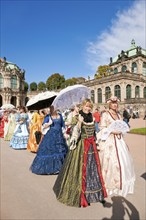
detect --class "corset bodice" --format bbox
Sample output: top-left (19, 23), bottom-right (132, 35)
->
top-left (81, 122), bottom-right (95, 139)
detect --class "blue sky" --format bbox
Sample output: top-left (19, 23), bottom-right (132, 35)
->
top-left (1, 0), bottom-right (145, 84)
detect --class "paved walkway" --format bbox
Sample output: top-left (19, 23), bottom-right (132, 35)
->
top-left (0, 118), bottom-right (146, 220)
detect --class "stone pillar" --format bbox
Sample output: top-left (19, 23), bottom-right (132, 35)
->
top-left (3, 73), bottom-right (11, 88)
top-left (120, 82), bottom-right (126, 101)
top-left (94, 87), bottom-right (97, 104)
top-left (137, 59), bottom-right (143, 75)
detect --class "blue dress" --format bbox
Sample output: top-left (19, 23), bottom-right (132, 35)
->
top-left (30, 113), bottom-right (68, 175)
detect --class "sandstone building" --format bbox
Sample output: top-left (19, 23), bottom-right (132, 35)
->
top-left (83, 40), bottom-right (146, 115)
top-left (0, 57), bottom-right (26, 107)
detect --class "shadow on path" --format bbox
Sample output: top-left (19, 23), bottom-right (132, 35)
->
top-left (102, 197), bottom-right (140, 220)
top-left (141, 172), bottom-right (146, 180)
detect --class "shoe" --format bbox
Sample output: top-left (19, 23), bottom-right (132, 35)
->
top-left (100, 200), bottom-right (106, 207)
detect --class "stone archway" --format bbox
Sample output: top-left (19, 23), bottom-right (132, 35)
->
top-left (11, 96), bottom-right (17, 107)
top-left (25, 97), bottom-right (29, 106)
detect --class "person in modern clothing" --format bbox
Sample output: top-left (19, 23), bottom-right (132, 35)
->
top-left (93, 107), bottom-right (100, 132)
top-left (53, 98), bottom-right (107, 208)
top-left (123, 107), bottom-right (131, 127)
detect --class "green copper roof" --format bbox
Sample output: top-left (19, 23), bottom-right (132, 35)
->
top-left (6, 62), bottom-right (19, 71)
top-left (112, 39), bottom-right (146, 63)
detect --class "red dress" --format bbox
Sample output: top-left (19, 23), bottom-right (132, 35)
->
top-left (0, 115), bottom-right (8, 138)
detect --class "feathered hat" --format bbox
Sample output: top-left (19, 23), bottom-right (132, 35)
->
top-left (106, 96), bottom-right (120, 104)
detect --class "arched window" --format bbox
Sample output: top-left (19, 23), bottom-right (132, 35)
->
top-left (126, 85), bottom-right (131, 99)
top-left (122, 65), bottom-right (127, 72)
top-left (105, 87), bottom-right (111, 101)
top-left (135, 86), bottom-right (140, 98)
top-left (25, 97), bottom-right (29, 105)
top-left (114, 85), bottom-right (121, 99)
top-left (97, 88), bottom-right (102, 103)
top-left (143, 62), bottom-right (146, 76)
top-left (11, 75), bottom-right (17, 89)
top-left (0, 95), bottom-right (2, 106)
top-left (132, 62), bottom-right (137, 74)
top-left (0, 73), bottom-right (3, 89)
top-left (91, 90), bottom-right (95, 103)
top-left (143, 87), bottom-right (146, 98)
top-left (11, 96), bottom-right (16, 106)
top-left (114, 68), bottom-right (118, 74)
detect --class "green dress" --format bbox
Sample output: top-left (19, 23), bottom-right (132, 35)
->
top-left (53, 116), bottom-right (107, 207)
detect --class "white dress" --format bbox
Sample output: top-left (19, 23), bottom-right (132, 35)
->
top-left (97, 111), bottom-right (135, 197)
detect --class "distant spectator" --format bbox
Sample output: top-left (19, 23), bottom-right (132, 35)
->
top-left (143, 110), bottom-right (146, 120)
top-left (93, 108), bottom-right (100, 132)
top-left (123, 108), bottom-right (131, 127)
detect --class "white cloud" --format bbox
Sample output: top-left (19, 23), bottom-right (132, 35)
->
top-left (86, 0), bottom-right (145, 77)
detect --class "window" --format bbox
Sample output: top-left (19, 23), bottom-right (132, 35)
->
top-left (122, 65), bottom-right (127, 72)
top-left (114, 68), bottom-right (118, 74)
top-left (135, 86), bottom-right (140, 98)
top-left (132, 62), bottom-right (137, 74)
top-left (97, 88), bottom-right (102, 103)
top-left (0, 73), bottom-right (3, 89)
top-left (143, 62), bottom-right (146, 76)
top-left (105, 87), bottom-right (111, 101)
top-left (126, 85), bottom-right (131, 99)
top-left (11, 75), bottom-right (17, 89)
top-left (114, 85), bottom-right (121, 99)
top-left (91, 90), bottom-right (95, 103)
top-left (144, 87), bottom-right (146, 98)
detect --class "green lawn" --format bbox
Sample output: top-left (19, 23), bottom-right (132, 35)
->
top-left (129, 127), bottom-right (146, 135)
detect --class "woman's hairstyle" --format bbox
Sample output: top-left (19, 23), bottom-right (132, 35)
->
top-left (81, 98), bottom-right (93, 109)
top-left (19, 106), bottom-right (26, 113)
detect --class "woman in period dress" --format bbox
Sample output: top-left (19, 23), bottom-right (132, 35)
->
top-left (53, 99), bottom-right (107, 208)
top-left (4, 109), bottom-right (17, 141)
top-left (97, 96), bottom-right (135, 197)
top-left (27, 109), bottom-right (45, 153)
top-left (30, 105), bottom-right (68, 175)
top-left (0, 110), bottom-right (9, 138)
top-left (10, 106), bottom-right (29, 149)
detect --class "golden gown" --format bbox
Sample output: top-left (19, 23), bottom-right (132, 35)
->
top-left (27, 112), bottom-right (44, 153)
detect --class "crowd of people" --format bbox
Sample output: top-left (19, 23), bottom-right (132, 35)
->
top-left (0, 96), bottom-right (136, 208)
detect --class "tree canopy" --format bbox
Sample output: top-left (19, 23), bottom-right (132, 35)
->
top-left (46, 73), bottom-right (65, 90)
top-left (38, 81), bottom-right (46, 91)
top-left (30, 82), bottom-right (37, 91)
top-left (94, 65), bottom-right (112, 78)
top-left (24, 82), bottom-right (29, 92)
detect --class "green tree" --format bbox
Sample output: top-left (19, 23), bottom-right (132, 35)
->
top-left (46, 73), bottom-right (65, 90)
top-left (24, 82), bottom-right (29, 92)
top-left (95, 65), bottom-right (112, 78)
top-left (30, 82), bottom-right (37, 91)
top-left (63, 78), bottom-right (77, 88)
top-left (38, 81), bottom-right (46, 91)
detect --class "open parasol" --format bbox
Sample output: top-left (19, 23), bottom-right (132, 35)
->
top-left (1, 103), bottom-right (15, 110)
top-left (26, 91), bottom-right (57, 110)
top-left (52, 84), bottom-right (91, 112)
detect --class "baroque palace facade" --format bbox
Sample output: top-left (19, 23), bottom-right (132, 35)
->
top-left (0, 40), bottom-right (146, 115)
top-left (0, 57), bottom-right (26, 107)
top-left (83, 40), bottom-right (146, 115)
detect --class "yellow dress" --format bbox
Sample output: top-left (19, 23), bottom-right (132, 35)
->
top-left (27, 112), bottom-right (44, 153)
